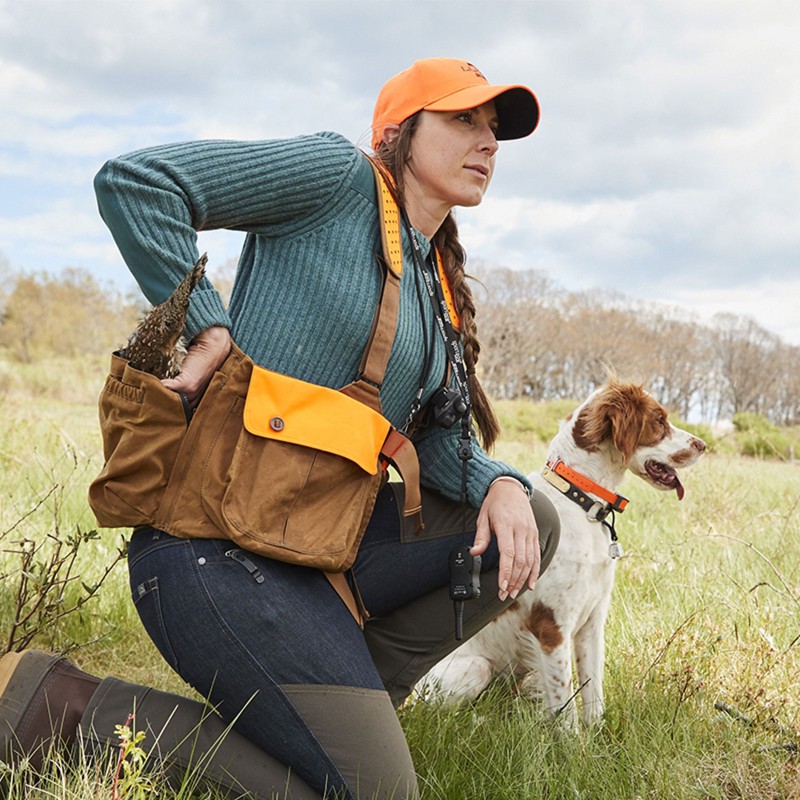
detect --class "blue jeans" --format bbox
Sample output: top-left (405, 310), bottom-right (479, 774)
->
top-left (127, 483), bottom-right (556, 798)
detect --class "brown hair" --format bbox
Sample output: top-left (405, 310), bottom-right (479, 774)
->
top-left (373, 113), bottom-right (500, 451)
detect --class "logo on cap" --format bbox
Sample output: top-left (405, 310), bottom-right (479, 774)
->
top-left (461, 63), bottom-right (486, 80)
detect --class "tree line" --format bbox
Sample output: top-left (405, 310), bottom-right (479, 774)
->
top-left (471, 266), bottom-right (799, 426)
top-left (0, 263), bottom-right (796, 426)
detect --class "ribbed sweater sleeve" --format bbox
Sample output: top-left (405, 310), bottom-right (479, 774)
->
top-left (94, 132), bottom-right (359, 340)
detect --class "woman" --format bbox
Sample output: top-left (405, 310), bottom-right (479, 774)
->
top-left (0, 58), bottom-right (559, 799)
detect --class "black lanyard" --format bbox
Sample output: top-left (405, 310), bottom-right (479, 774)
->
top-left (403, 215), bottom-right (474, 476)
top-left (403, 216), bottom-right (470, 402)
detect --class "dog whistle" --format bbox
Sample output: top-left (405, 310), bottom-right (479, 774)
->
top-left (609, 541), bottom-right (623, 559)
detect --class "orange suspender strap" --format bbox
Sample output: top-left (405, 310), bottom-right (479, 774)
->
top-left (434, 248), bottom-right (460, 331)
top-left (372, 160), bottom-right (403, 279)
top-left (369, 155), bottom-right (460, 330)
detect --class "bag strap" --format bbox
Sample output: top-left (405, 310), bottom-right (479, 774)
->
top-left (324, 571), bottom-right (369, 629)
top-left (330, 160), bottom-right (423, 627)
top-left (339, 159), bottom-right (421, 523)
top-left (340, 159), bottom-right (402, 411)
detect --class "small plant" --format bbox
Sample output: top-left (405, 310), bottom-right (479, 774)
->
top-left (0, 456), bottom-right (126, 655)
top-left (112, 713), bottom-right (155, 800)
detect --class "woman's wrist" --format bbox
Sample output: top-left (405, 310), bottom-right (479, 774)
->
top-left (489, 475), bottom-right (531, 497)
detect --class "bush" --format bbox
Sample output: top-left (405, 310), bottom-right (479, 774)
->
top-left (494, 398), bottom-right (576, 444)
top-left (732, 412), bottom-right (792, 459)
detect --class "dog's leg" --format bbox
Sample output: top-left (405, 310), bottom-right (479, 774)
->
top-left (573, 610), bottom-right (608, 726)
top-left (531, 639), bottom-right (579, 730)
top-left (417, 650), bottom-right (494, 704)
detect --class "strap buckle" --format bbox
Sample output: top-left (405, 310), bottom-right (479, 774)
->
top-left (611, 494), bottom-right (629, 513)
top-left (587, 501), bottom-right (610, 522)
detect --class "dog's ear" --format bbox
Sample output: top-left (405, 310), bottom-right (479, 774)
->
top-left (608, 405), bottom-right (643, 464)
top-left (572, 401), bottom-right (607, 453)
top-left (598, 381), bottom-right (651, 463)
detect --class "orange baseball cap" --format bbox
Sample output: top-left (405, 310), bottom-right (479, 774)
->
top-left (371, 58), bottom-right (540, 150)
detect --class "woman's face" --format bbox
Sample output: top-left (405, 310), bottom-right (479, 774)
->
top-left (404, 100), bottom-right (499, 215)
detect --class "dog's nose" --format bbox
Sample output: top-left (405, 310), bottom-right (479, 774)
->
top-left (692, 438), bottom-right (706, 453)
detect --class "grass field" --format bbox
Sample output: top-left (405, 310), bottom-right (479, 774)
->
top-left (1, 356), bottom-right (799, 799)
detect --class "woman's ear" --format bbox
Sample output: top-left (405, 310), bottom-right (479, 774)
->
top-left (381, 124), bottom-right (400, 147)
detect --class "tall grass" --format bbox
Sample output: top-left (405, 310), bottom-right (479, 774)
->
top-left (1, 362), bottom-right (798, 798)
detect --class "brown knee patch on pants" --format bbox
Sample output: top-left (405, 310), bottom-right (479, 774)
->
top-left (281, 684), bottom-right (419, 800)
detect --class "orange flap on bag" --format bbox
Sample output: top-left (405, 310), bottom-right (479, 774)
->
top-left (243, 365), bottom-right (392, 475)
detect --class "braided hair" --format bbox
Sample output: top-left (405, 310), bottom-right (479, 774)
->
top-left (373, 112), bottom-right (500, 451)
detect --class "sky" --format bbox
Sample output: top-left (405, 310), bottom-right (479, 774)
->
top-left (1, 0), bottom-right (798, 345)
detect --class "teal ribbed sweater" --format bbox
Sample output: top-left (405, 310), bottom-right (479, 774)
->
top-left (94, 131), bottom-right (531, 506)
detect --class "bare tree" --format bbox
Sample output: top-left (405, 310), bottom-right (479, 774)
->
top-left (633, 308), bottom-right (710, 419)
top-left (207, 256), bottom-right (238, 308)
top-left (473, 266), bottom-right (795, 427)
top-left (769, 342), bottom-right (800, 426)
top-left (0, 275), bottom-right (46, 362)
top-left (473, 267), bottom-right (566, 400)
top-left (0, 249), bottom-right (12, 317)
top-left (711, 313), bottom-right (784, 417)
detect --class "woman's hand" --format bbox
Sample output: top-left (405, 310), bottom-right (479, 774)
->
top-left (471, 479), bottom-right (540, 601)
top-left (162, 326), bottom-right (232, 406)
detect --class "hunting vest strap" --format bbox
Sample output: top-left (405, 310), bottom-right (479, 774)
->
top-left (372, 160), bottom-right (403, 280)
top-left (327, 159), bottom-right (421, 628)
top-left (343, 159), bottom-right (402, 401)
top-left (340, 159), bottom-right (419, 520)
top-left (324, 571), bottom-right (368, 629)
top-left (381, 429), bottom-right (421, 518)
top-left (350, 266), bottom-right (402, 399)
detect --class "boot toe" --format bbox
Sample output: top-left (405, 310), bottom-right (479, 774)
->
top-left (0, 650), bottom-right (100, 769)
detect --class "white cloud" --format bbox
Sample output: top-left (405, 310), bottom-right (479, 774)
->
top-left (670, 281), bottom-right (800, 347)
top-left (0, 0), bottom-right (798, 347)
top-left (0, 204), bottom-right (108, 268)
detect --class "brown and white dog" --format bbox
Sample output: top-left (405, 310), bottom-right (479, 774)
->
top-left (420, 380), bottom-right (706, 728)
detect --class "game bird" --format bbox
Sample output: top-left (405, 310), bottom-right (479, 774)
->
top-left (118, 253), bottom-right (207, 379)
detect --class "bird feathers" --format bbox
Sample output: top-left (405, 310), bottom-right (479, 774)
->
top-left (119, 253), bottom-right (208, 379)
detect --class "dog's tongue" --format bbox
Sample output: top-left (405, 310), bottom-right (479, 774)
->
top-left (648, 461), bottom-right (686, 500)
top-left (664, 469), bottom-right (685, 500)
top-left (663, 468), bottom-right (685, 500)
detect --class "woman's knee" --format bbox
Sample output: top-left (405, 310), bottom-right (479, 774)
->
top-left (531, 490), bottom-right (560, 577)
top-left (282, 685), bottom-right (419, 799)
